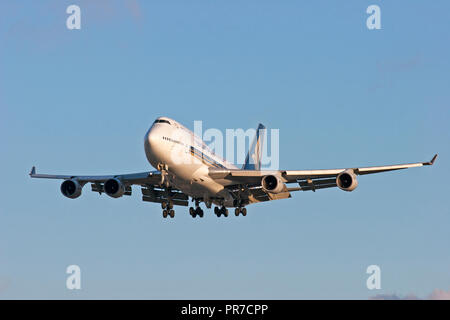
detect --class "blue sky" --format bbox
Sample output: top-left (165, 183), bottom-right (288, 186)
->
top-left (0, 0), bottom-right (449, 299)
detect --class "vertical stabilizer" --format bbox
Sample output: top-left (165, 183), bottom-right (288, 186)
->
top-left (242, 123), bottom-right (266, 170)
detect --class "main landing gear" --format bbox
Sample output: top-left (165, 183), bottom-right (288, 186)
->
top-left (234, 207), bottom-right (247, 216)
top-left (161, 200), bottom-right (175, 218)
top-left (189, 199), bottom-right (204, 218)
top-left (159, 199), bottom-right (248, 219)
top-left (214, 206), bottom-right (229, 217)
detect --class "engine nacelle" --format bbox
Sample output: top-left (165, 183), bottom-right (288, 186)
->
top-left (261, 175), bottom-right (285, 194)
top-left (60, 179), bottom-right (82, 199)
top-left (104, 178), bottom-right (125, 198)
top-left (336, 169), bottom-right (358, 192)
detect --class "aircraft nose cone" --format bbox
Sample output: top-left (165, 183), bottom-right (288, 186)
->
top-left (144, 128), bottom-right (159, 166)
top-left (147, 130), bottom-right (156, 149)
top-left (145, 128), bottom-right (159, 151)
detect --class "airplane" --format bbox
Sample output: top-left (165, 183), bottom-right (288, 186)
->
top-left (29, 116), bottom-right (437, 219)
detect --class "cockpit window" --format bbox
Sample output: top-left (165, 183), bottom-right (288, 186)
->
top-left (154, 119), bottom-right (171, 125)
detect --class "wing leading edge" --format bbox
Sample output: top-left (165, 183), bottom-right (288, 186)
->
top-left (282, 153), bottom-right (437, 181)
top-left (29, 166), bottom-right (162, 184)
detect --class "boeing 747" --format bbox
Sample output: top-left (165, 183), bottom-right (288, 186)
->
top-left (30, 117), bottom-right (437, 218)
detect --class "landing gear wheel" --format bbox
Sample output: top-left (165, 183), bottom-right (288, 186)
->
top-left (162, 209), bottom-right (168, 218)
top-left (241, 207), bottom-right (247, 216)
top-left (169, 209), bottom-right (175, 218)
top-left (161, 201), bottom-right (167, 209)
top-left (216, 206), bottom-right (227, 217)
top-left (168, 201), bottom-right (174, 209)
top-left (235, 208), bottom-right (240, 216)
top-left (195, 207), bottom-right (203, 218)
top-left (189, 207), bottom-right (195, 217)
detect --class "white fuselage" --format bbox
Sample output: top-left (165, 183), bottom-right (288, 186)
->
top-left (144, 117), bottom-right (238, 206)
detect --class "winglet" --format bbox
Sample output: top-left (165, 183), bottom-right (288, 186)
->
top-left (29, 166), bottom-right (36, 176)
top-left (424, 154), bottom-right (438, 166)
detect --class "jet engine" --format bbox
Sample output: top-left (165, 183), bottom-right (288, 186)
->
top-left (261, 175), bottom-right (285, 194)
top-left (104, 178), bottom-right (125, 198)
top-left (336, 169), bottom-right (358, 192)
top-left (60, 179), bottom-right (82, 199)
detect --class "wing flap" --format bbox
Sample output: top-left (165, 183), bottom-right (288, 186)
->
top-left (141, 186), bottom-right (189, 206)
top-left (297, 177), bottom-right (337, 192)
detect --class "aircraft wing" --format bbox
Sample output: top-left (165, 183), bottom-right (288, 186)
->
top-left (282, 153), bottom-right (437, 181)
top-left (210, 154), bottom-right (437, 195)
top-left (29, 167), bottom-right (190, 206)
top-left (29, 166), bottom-right (162, 185)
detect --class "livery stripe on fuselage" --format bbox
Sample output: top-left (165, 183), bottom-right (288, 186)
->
top-left (189, 146), bottom-right (225, 169)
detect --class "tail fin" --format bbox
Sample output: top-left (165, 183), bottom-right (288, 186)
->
top-left (242, 123), bottom-right (266, 170)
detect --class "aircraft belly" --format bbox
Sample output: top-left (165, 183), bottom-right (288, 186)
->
top-left (170, 165), bottom-right (227, 199)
